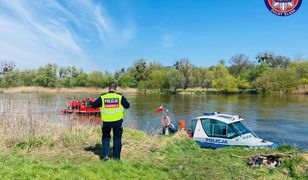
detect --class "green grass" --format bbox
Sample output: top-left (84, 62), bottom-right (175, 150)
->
top-left (0, 128), bottom-right (307, 180)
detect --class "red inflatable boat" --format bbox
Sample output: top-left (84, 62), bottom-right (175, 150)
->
top-left (61, 98), bottom-right (100, 116)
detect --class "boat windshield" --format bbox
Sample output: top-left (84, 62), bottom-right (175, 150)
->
top-left (230, 121), bottom-right (252, 136)
top-left (199, 118), bottom-right (255, 139)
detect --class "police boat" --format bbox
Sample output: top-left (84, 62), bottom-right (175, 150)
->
top-left (190, 112), bottom-right (277, 148)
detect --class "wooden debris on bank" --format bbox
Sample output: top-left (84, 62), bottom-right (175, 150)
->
top-left (247, 153), bottom-right (293, 169)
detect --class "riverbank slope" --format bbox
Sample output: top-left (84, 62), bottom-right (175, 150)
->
top-left (0, 128), bottom-right (307, 179)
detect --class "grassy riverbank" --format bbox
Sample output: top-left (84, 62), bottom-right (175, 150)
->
top-left (0, 127), bottom-right (307, 179)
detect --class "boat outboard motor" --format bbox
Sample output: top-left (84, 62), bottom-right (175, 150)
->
top-left (168, 123), bottom-right (178, 133)
top-left (163, 123), bottom-right (178, 135)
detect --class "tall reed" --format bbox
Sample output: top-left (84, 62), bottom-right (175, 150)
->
top-left (0, 98), bottom-right (97, 146)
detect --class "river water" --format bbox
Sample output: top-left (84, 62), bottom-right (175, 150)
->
top-left (1, 93), bottom-right (307, 150)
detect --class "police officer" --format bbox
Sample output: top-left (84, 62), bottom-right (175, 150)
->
top-left (91, 82), bottom-right (130, 160)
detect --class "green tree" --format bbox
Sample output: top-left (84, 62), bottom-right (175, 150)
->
top-left (57, 66), bottom-right (85, 87)
top-left (0, 70), bottom-right (20, 87)
top-left (19, 70), bottom-right (36, 86)
top-left (104, 71), bottom-right (115, 86)
top-left (148, 69), bottom-right (169, 91)
top-left (174, 58), bottom-right (192, 89)
top-left (129, 59), bottom-right (148, 82)
top-left (70, 71), bottom-right (88, 87)
top-left (253, 68), bottom-right (297, 93)
top-left (147, 62), bottom-right (163, 72)
top-left (210, 64), bottom-right (238, 93)
top-left (189, 67), bottom-right (202, 87)
top-left (247, 62), bottom-right (270, 82)
top-left (188, 67), bottom-right (211, 88)
top-left (87, 71), bottom-right (106, 88)
top-left (167, 68), bottom-right (183, 92)
top-left (137, 80), bottom-right (149, 91)
top-left (114, 68), bottom-right (125, 82)
top-left (34, 64), bottom-right (57, 87)
top-left (57, 66), bottom-right (71, 87)
top-left (235, 77), bottom-right (250, 91)
top-left (0, 61), bottom-right (16, 87)
top-left (256, 52), bottom-right (290, 68)
top-left (289, 61), bottom-right (308, 84)
top-left (118, 75), bottom-right (137, 88)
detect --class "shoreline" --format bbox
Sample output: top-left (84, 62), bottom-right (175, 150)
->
top-left (0, 85), bottom-right (307, 94)
top-left (0, 86), bottom-right (143, 94)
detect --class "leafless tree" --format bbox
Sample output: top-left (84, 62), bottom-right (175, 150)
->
top-left (229, 54), bottom-right (251, 75)
top-left (0, 61), bottom-right (15, 78)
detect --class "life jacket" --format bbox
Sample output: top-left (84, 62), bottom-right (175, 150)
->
top-left (100, 93), bottom-right (124, 122)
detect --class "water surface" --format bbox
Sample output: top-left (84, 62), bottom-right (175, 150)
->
top-left (1, 93), bottom-right (307, 150)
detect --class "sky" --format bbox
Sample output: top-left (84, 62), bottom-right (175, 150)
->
top-left (0, 0), bottom-right (307, 72)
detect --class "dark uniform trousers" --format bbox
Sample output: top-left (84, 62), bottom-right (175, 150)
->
top-left (102, 119), bottom-right (123, 160)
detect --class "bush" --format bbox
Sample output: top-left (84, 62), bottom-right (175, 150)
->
top-left (253, 68), bottom-right (297, 93)
top-left (118, 75), bottom-right (137, 88)
top-left (34, 64), bottom-right (57, 87)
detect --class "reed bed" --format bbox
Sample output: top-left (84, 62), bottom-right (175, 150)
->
top-left (0, 98), bottom-right (99, 147)
top-left (0, 96), bottom-right (147, 149)
top-left (0, 86), bottom-right (142, 94)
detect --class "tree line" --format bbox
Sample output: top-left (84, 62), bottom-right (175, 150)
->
top-left (1, 52), bottom-right (307, 93)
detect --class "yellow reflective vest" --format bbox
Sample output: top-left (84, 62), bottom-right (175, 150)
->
top-left (100, 93), bottom-right (124, 122)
